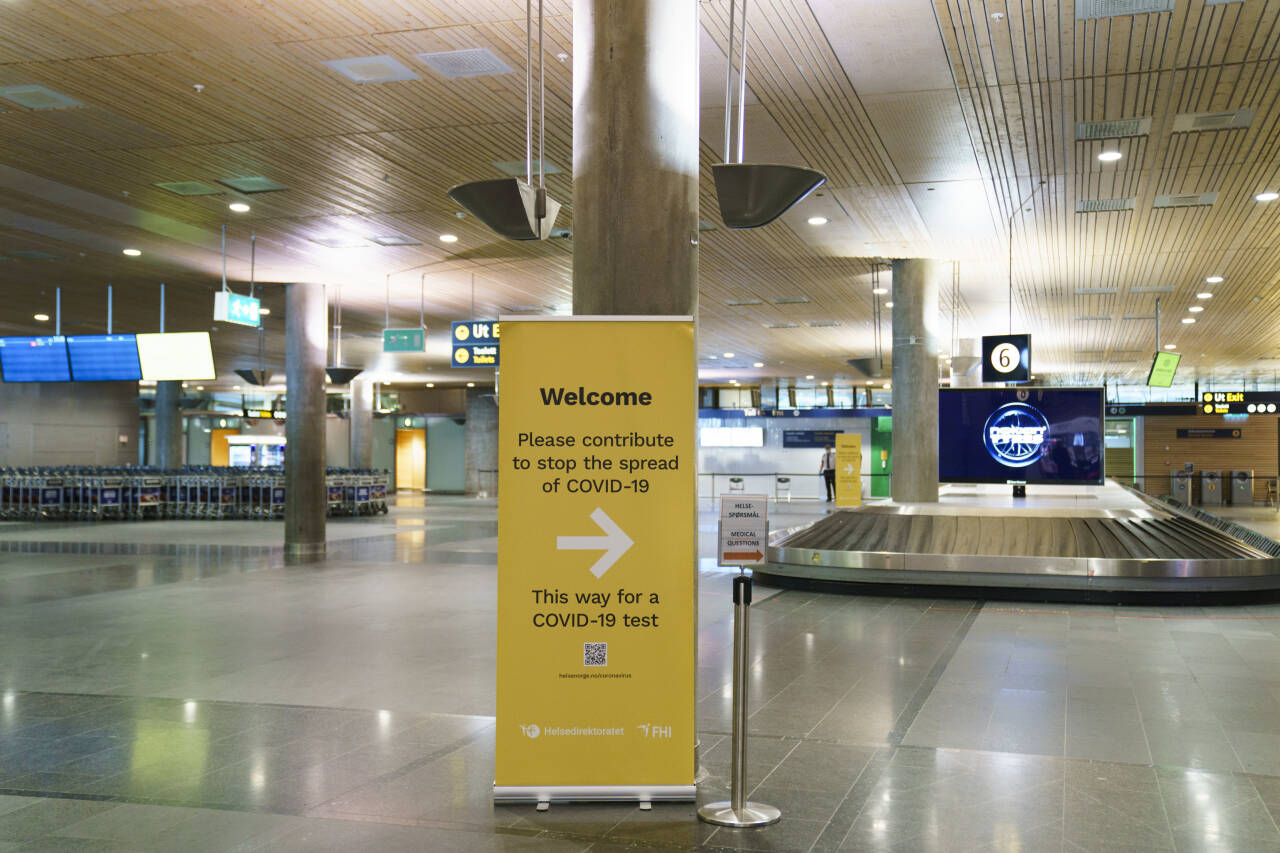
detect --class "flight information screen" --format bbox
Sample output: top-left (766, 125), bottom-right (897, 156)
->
top-left (66, 334), bottom-right (142, 381)
top-left (0, 336), bottom-right (71, 382)
top-left (136, 332), bottom-right (216, 381)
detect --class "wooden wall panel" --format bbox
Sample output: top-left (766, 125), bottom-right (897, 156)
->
top-left (1142, 415), bottom-right (1277, 502)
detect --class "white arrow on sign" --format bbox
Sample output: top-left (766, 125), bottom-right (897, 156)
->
top-left (844, 463), bottom-right (855, 475)
top-left (556, 507), bottom-right (634, 578)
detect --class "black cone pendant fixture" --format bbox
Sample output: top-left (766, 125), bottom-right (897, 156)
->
top-left (714, 0), bottom-right (825, 228)
top-left (447, 0), bottom-right (561, 241)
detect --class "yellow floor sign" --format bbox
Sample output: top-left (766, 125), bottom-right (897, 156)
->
top-left (495, 317), bottom-right (696, 803)
top-left (835, 433), bottom-right (862, 508)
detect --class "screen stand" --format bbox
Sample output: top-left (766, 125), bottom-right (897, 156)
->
top-left (1011, 484), bottom-right (1026, 499)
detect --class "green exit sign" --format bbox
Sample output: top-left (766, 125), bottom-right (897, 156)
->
top-left (383, 328), bottom-right (425, 352)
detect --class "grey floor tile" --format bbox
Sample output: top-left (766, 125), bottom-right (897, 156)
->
top-left (0, 798), bottom-right (115, 842)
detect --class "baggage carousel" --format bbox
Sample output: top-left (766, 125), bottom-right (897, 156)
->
top-left (760, 481), bottom-right (1280, 599)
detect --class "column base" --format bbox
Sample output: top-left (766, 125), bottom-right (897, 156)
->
top-left (284, 541), bottom-right (326, 563)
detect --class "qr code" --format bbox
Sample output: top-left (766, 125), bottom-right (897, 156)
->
top-left (584, 642), bottom-right (607, 667)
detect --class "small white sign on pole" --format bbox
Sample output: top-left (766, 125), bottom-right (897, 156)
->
top-left (718, 494), bottom-right (768, 566)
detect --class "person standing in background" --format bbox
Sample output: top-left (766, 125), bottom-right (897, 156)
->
top-left (819, 444), bottom-right (835, 501)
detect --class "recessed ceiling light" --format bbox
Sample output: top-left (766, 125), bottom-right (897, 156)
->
top-left (885, 301), bottom-right (894, 307)
top-left (1181, 317), bottom-right (1196, 324)
top-left (228, 202), bottom-right (251, 213)
top-left (1196, 292), bottom-right (1212, 299)
top-left (883, 383), bottom-right (892, 389)
top-left (33, 313), bottom-right (48, 322)
top-left (807, 216), bottom-right (828, 226)
top-left (707, 355), bottom-right (717, 359)
top-left (258, 308), bottom-right (270, 315)
top-left (872, 288), bottom-right (888, 295)
top-left (466, 382), bottom-right (476, 388)
top-left (723, 352), bottom-right (735, 358)
top-left (439, 234), bottom-right (459, 243)
top-left (820, 381), bottom-right (829, 386)
top-left (753, 362), bottom-right (764, 368)
top-left (1255, 192), bottom-right (1278, 202)
top-left (1189, 305), bottom-right (1204, 312)
top-left (122, 248), bottom-right (141, 256)
top-left (805, 374), bottom-right (815, 380)
top-left (1097, 151), bottom-right (1123, 162)
top-left (233, 384), bottom-right (242, 390)
top-left (1205, 275), bottom-right (1224, 283)
top-left (866, 380), bottom-right (874, 385)
top-left (426, 382), bottom-right (435, 388)
top-left (1164, 344), bottom-right (1177, 350)
top-left (196, 385), bottom-right (204, 390)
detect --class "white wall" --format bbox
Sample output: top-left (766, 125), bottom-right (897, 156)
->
top-left (697, 416), bottom-right (874, 501)
top-left (0, 383), bottom-right (139, 467)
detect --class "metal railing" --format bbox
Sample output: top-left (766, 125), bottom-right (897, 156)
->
top-left (698, 471), bottom-right (891, 503)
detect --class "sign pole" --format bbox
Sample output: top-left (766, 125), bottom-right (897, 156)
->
top-left (698, 574), bottom-right (780, 828)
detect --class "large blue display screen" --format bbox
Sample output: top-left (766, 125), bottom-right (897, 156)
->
top-left (66, 334), bottom-right (142, 381)
top-left (938, 388), bottom-right (1104, 485)
top-left (0, 336), bottom-right (71, 382)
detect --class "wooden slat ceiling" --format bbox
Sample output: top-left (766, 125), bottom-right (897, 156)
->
top-left (0, 0), bottom-right (1277, 390)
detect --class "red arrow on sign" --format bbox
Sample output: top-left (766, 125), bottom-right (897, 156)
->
top-left (723, 551), bottom-right (764, 561)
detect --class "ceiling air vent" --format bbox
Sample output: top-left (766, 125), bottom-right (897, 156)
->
top-left (371, 234), bottom-right (421, 246)
top-left (156, 181), bottom-right (222, 196)
top-left (1075, 198), bottom-right (1135, 212)
top-left (11, 250), bottom-right (56, 260)
top-left (1130, 286), bottom-right (1173, 293)
top-left (1076, 0), bottom-right (1175, 19)
top-left (763, 322), bottom-right (799, 329)
top-left (500, 305), bottom-right (548, 313)
top-left (309, 236), bottom-right (368, 249)
top-left (1076, 118), bottom-right (1151, 139)
top-left (418, 48), bottom-right (514, 79)
top-left (772, 296), bottom-right (810, 305)
top-left (218, 176), bottom-right (287, 194)
top-left (1171, 109), bottom-right (1255, 132)
top-left (0, 85), bottom-right (83, 110)
top-left (808, 321), bottom-right (841, 327)
top-left (726, 298), bottom-right (763, 306)
top-left (1122, 313), bottom-right (1157, 320)
top-left (323, 55), bottom-right (418, 84)
top-left (1153, 192), bottom-right (1217, 208)
top-left (1074, 287), bottom-right (1117, 295)
top-left (1074, 315), bottom-right (1111, 321)
top-left (1205, 0), bottom-right (1244, 6)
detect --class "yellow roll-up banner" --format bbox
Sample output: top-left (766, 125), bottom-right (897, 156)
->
top-left (495, 317), bottom-right (696, 802)
top-left (835, 433), bottom-right (862, 508)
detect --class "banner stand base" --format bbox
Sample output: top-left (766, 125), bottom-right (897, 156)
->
top-left (494, 785), bottom-right (695, 806)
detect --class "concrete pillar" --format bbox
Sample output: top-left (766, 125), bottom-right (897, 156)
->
top-left (349, 378), bottom-right (374, 469)
top-left (891, 259), bottom-right (943, 503)
top-left (465, 389), bottom-right (498, 497)
top-left (950, 337), bottom-right (982, 388)
top-left (571, 0), bottom-right (699, 316)
top-left (285, 282), bottom-right (327, 559)
top-left (154, 380), bottom-right (183, 469)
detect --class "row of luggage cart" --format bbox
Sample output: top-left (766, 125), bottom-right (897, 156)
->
top-left (0, 467), bottom-right (390, 522)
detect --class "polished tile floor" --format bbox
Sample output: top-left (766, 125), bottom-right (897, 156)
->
top-left (1, 496), bottom-right (1280, 851)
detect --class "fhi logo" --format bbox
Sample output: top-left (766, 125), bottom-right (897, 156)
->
top-left (519, 723), bottom-right (541, 739)
top-left (983, 402), bottom-right (1050, 467)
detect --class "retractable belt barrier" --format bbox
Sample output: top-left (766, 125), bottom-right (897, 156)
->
top-left (0, 467), bottom-right (390, 521)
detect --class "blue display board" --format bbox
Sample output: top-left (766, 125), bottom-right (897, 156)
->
top-left (0, 336), bottom-right (71, 382)
top-left (782, 429), bottom-right (843, 448)
top-left (66, 334), bottom-right (142, 381)
top-left (938, 388), bottom-right (1104, 485)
